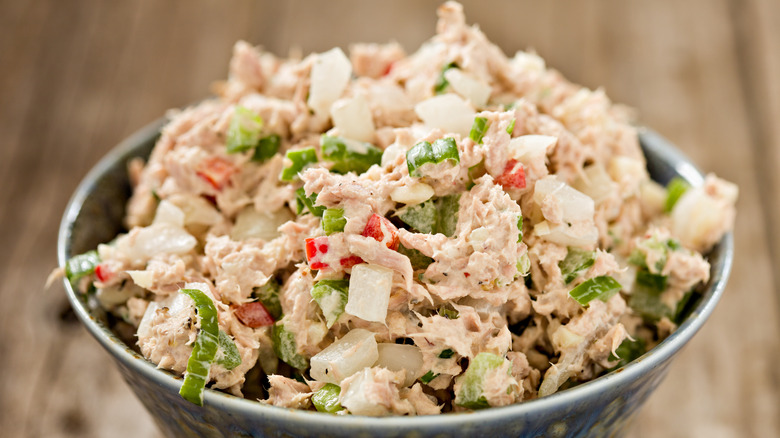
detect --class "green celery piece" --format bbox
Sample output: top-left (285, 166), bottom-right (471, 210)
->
top-left (312, 383), bottom-right (342, 413)
top-left (226, 106), bottom-right (263, 154)
top-left (280, 147), bottom-right (318, 182)
top-left (253, 279), bottom-right (282, 320)
top-left (664, 177), bottom-right (691, 213)
top-left (469, 117), bottom-right (489, 144)
top-left (558, 248), bottom-right (596, 284)
top-left (568, 276), bottom-right (622, 306)
top-left (435, 194), bottom-right (461, 237)
top-left (295, 187), bottom-right (326, 217)
top-left (216, 330), bottom-right (242, 370)
top-left (398, 200), bottom-right (438, 234)
top-left (516, 253), bottom-right (531, 277)
top-left (321, 208), bottom-right (346, 235)
top-left (437, 307), bottom-right (459, 319)
top-left (454, 352), bottom-right (506, 409)
top-left (673, 291), bottom-right (696, 324)
top-left (467, 160), bottom-right (486, 189)
top-left (635, 269), bottom-right (667, 293)
top-left (272, 323), bottom-right (309, 369)
top-left (310, 279), bottom-right (349, 328)
top-left (438, 349), bottom-right (455, 359)
top-left (431, 137), bottom-right (460, 166)
top-left (607, 338), bottom-right (646, 371)
top-left (406, 141), bottom-right (435, 177)
top-left (320, 135), bottom-right (382, 174)
top-left (398, 244), bottom-right (434, 271)
top-left (517, 215), bottom-right (523, 243)
top-left (251, 133), bottom-right (281, 163)
top-left (628, 277), bottom-right (672, 321)
top-left (506, 118), bottom-right (516, 135)
top-left (420, 370), bottom-right (439, 384)
top-left (629, 236), bottom-right (680, 272)
top-left (179, 288), bottom-right (220, 406)
top-left (65, 250), bottom-right (101, 286)
top-left (433, 62), bottom-right (458, 94)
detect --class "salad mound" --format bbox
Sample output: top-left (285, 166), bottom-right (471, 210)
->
top-left (64, 1), bottom-right (737, 414)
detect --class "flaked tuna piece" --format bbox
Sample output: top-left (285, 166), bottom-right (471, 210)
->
top-left (265, 375), bottom-right (312, 409)
top-left (278, 267), bottom-right (327, 357)
top-left (350, 42), bottom-right (406, 79)
top-left (340, 368), bottom-right (414, 416)
top-left (671, 174), bottom-right (738, 253)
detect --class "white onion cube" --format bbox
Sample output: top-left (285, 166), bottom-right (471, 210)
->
top-left (346, 264), bottom-right (393, 323)
top-left (308, 47), bottom-right (352, 117)
top-left (414, 94), bottom-right (475, 137)
top-left (330, 95), bottom-right (376, 142)
top-left (375, 343), bottom-right (423, 387)
top-left (310, 328), bottom-right (378, 383)
top-left (231, 206), bottom-right (294, 241)
top-left (443, 69), bottom-right (491, 108)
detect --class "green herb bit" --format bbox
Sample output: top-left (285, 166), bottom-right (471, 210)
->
top-left (310, 279), bottom-right (349, 328)
top-left (635, 269), bottom-right (667, 293)
top-left (517, 215), bottom-right (523, 243)
top-left (433, 61), bottom-right (458, 94)
top-left (280, 147), bottom-right (318, 182)
top-left (320, 135), bottom-right (382, 175)
top-left (437, 307), bottom-right (459, 320)
top-left (321, 208), bottom-right (347, 235)
top-left (226, 106), bottom-right (263, 154)
top-left (251, 133), bottom-right (281, 163)
top-left (506, 118), bottom-right (516, 135)
top-left (295, 187), bottom-right (326, 217)
top-left (608, 338), bottom-right (646, 370)
top-left (469, 117), bottom-right (490, 144)
top-left (420, 370), bottom-right (439, 384)
top-left (272, 323), bottom-right (309, 370)
top-left (438, 348), bottom-right (456, 359)
top-left (568, 276), bottom-right (622, 306)
top-left (454, 352), bottom-right (506, 409)
top-left (65, 250), bottom-right (101, 286)
top-left (216, 330), bottom-right (242, 370)
top-left (179, 288), bottom-right (220, 406)
top-left (664, 177), bottom-right (691, 213)
top-left (516, 253), bottom-right (531, 277)
top-left (253, 279), bottom-right (282, 320)
top-left (558, 248), bottom-right (596, 284)
top-left (398, 244), bottom-right (434, 271)
top-left (312, 383), bottom-right (342, 413)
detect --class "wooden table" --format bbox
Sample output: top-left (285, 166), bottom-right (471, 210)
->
top-left (1, 1), bottom-right (778, 436)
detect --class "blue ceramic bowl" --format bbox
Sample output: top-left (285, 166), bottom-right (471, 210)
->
top-left (58, 119), bottom-right (733, 438)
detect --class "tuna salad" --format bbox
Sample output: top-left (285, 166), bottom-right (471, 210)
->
top-left (63, 1), bottom-right (737, 414)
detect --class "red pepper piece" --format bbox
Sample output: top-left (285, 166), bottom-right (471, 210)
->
top-left (362, 214), bottom-right (400, 250)
top-left (197, 156), bottom-right (236, 191)
top-left (234, 301), bottom-right (275, 328)
top-left (95, 263), bottom-right (113, 283)
top-left (495, 159), bottom-right (526, 189)
top-left (305, 236), bottom-right (330, 270)
top-left (339, 255), bottom-right (364, 269)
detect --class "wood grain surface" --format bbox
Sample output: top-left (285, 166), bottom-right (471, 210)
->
top-left (1, 1), bottom-right (778, 437)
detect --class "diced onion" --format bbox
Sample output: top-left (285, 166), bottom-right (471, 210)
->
top-left (330, 95), bottom-right (376, 142)
top-left (152, 200), bottom-right (185, 228)
top-left (308, 47), bottom-right (352, 117)
top-left (127, 270), bottom-right (154, 289)
top-left (572, 163), bottom-right (615, 204)
top-left (345, 264), bottom-right (393, 323)
top-left (390, 182), bottom-right (434, 205)
top-left (533, 176), bottom-right (594, 223)
top-left (230, 207), bottom-right (294, 241)
top-left (508, 135), bottom-right (557, 163)
top-left (414, 94), bottom-right (475, 137)
top-left (375, 343), bottom-right (423, 387)
top-left (551, 326), bottom-right (585, 350)
top-left (120, 223), bottom-right (197, 262)
top-left (310, 328), bottom-right (379, 383)
top-left (168, 194), bottom-right (222, 226)
top-left (443, 69), bottom-right (491, 108)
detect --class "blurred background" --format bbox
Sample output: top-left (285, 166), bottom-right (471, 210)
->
top-left (1, 0), bottom-right (778, 436)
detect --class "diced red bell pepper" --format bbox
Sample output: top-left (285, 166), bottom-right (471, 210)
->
top-left (339, 255), bottom-right (364, 269)
top-left (362, 214), bottom-right (400, 250)
top-left (197, 156), bottom-right (236, 191)
top-left (305, 236), bottom-right (330, 270)
top-left (95, 263), bottom-right (113, 283)
top-left (495, 159), bottom-right (526, 189)
top-left (234, 301), bottom-right (275, 328)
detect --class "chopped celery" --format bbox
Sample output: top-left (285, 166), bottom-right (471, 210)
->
top-left (179, 288), bottom-right (220, 406)
top-left (311, 279), bottom-right (349, 328)
top-left (558, 248), bottom-right (596, 284)
top-left (320, 135), bottom-right (382, 174)
top-left (454, 352), bottom-right (506, 409)
top-left (629, 236), bottom-right (681, 272)
top-left (517, 215), bottom-right (523, 243)
top-left (280, 147), bottom-right (318, 181)
top-left (398, 244), bottom-right (434, 270)
top-left (628, 277), bottom-right (671, 321)
top-left (568, 276), bottom-right (622, 306)
top-left (506, 118), bottom-right (516, 135)
top-left (312, 383), bottom-right (342, 413)
top-left (253, 279), bottom-right (282, 320)
top-left (226, 106), bottom-right (263, 154)
top-left (272, 323), bottom-right (309, 369)
top-left (65, 250), bottom-right (101, 286)
top-left (516, 253), bottom-right (531, 277)
top-left (664, 177), bottom-right (691, 213)
top-left (433, 62), bottom-right (458, 94)
top-left (406, 137), bottom-right (460, 177)
top-left (251, 134), bottom-right (281, 163)
top-left (420, 370), bottom-right (438, 384)
top-left (636, 269), bottom-right (667, 292)
top-left (673, 291), bottom-right (696, 324)
top-left (216, 330), bottom-right (242, 370)
top-left (608, 338), bottom-right (646, 370)
top-left (321, 208), bottom-right (346, 235)
top-left (435, 194), bottom-right (461, 237)
top-left (437, 306), bottom-right (459, 319)
top-left (295, 187), bottom-right (326, 217)
top-left (438, 349), bottom-right (455, 359)
top-left (397, 194), bottom-right (460, 237)
top-left (469, 117), bottom-right (489, 144)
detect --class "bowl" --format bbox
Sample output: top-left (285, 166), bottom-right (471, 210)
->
top-left (58, 118), bottom-right (733, 438)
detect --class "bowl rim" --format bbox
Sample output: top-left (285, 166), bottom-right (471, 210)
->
top-left (58, 118), bottom-right (733, 427)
